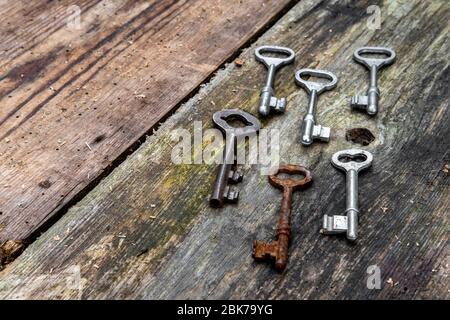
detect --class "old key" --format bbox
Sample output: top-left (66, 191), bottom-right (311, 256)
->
top-left (253, 165), bottom-right (312, 271)
top-left (255, 45), bottom-right (295, 117)
top-left (210, 109), bottom-right (261, 208)
top-left (295, 68), bottom-right (338, 146)
top-left (322, 149), bottom-right (373, 241)
top-left (351, 47), bottom-right (396, 116)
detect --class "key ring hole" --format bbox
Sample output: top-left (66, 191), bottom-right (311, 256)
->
top-left (297, 72), bottom-right (335, 85)
top-left (213, 109), bottom-right (261, 134)
top-left (331, 149), bottom-right (373, 173)
top-left (269, 165), bottom-right (312, 190)
top-left (337, 154), bottom-right (367, 163)
top-left (257, 48), bottom-right (292, 59)
top-left (354, 47), bottom-right (396, 68)
top-left (359, 51), bottom-right (392, 60)
top-left (255, 46), bottom-right (295, 68)
top-left (221, 115), bottom-right (251, 128)
top-left (295, 69), bottom-right (338, 94)
top-left (275, 172), bottom-right (306, 181)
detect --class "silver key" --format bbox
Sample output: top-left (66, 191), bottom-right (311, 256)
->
top-left (255, 45), bottom-right (295, 117)
top-left (295, 68), bottom-right (338, 146)
top-left (351, 47), bottom-right (396, 116)
top-left (322, 149), bottom-right (373, 241)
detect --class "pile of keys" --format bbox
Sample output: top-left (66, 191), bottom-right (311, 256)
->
top-left (208, 45), bottom-right (396, 271)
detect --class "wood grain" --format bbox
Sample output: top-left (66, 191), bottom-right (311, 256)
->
top-left (0, 0), bottom-right (294, 252)
top-left (0, 0), bottom-right (448, 299)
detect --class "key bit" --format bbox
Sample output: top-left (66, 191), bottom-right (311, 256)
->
top-left (312, 124), bottom-right (331, 141)
top-left (223, 186), bottom-right (239, 203)
top-left (255, 45), bottom-right (295, 117)
top-left (323, 215), bottom-right (348, 233)
top-left (350, 95), bottom-right (369, 110)
top-left (350, 47), bottom-right (396, 116)
top-left (210, 109), bottom-right (261, 208)
top-left (321, 149), bottom-right (373, 241)
top-left (228, 169), bottom-right (243, 183)
top-left (253, 240), bottom-right (278, 260)
top-left (269, 96), bottom-right (286, 113)
top-left (295, 68), bottom-right (338, 146)
top-left (253, 165), bottom-right (312, 271)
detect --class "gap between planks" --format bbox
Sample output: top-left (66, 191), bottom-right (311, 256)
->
top-left (0, 0), bottom-right (301, 269)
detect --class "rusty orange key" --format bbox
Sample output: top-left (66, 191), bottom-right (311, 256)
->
top-left (253, 164), bottom-right (312, 271)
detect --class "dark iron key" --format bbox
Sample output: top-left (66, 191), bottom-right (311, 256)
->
top-left (253, 165), bottom-right (312, 271)
top-left (210, 109), bottom-right (261, 208)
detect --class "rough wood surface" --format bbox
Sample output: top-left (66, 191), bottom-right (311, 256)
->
top-left (0, 0), bottom-right (448, 299)
top-left (0, 0), bottom-right (294, 251)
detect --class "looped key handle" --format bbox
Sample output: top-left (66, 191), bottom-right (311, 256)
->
top-left (353, 47), bottom-right (396, 69)
top-left (331, 149), bottom-right (373, 173)
top-left (212, 109), bottom-right (261, 137)
top-left (255, 45), bottom-right (295, 69)
top-left (269, 165), bottom-right (312, 191)
top-left (295, 68), bottom-right (338, 95)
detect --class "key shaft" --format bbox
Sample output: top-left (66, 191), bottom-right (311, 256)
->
top-left (265, 64), bottom-right (276, 88)
top-left (345, 169), bottom-right (359, 240)
top-left (274, 186), bottom-right (293, 269)
top-left (367, 65), bottom-right (380, 115)
top-left (259, 64), bottom-right (284, 116)
top-left (210, 133), bottom-right (240, 207)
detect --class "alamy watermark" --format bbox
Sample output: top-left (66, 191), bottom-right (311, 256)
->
top-left (66, 5), bottom-right (82, 30)
top-left (170, 121), bottom-right (280, 175)
top-left (366, 5), bottom-right (382, 30)
top-left (366, 264), bottom-right (381, 289)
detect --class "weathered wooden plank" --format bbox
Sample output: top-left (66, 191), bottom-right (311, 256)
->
top-left (0, 0), bottom-right (295, 253)
top-left (0, 0), bottom-right (448, 299)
